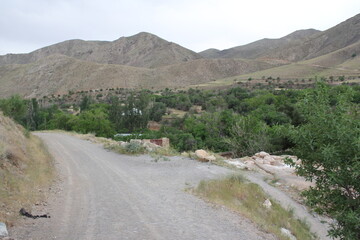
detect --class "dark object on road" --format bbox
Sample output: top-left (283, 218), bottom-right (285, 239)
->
top-left (19, 208), bottom-right (50, 219)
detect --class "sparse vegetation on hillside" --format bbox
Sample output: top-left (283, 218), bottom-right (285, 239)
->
top-left (0, 112), bottom-right (54, 226)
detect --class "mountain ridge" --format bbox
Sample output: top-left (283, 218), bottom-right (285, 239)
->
top-left (0, 32), bottom-right (202, 68)
top-left (199, 29), bottom-right (321, 59)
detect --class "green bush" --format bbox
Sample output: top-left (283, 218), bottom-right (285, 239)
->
top-left (125, 141), bottom-right (146, 154)
top-left (225, 116), bottom-right (271, 157)
top-left (287, 83), bottom-right (360, 239)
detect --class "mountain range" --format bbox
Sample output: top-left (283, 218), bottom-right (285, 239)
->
top-left (0, 13), bottom-right (359, 98)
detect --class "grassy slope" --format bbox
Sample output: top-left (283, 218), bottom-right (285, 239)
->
top-left (194, 175), bottom-right (315, 240)
top-left (0, 112), bottom-right (54, 226)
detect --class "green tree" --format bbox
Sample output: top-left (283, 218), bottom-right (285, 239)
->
top-left (205, 96), bottom-right (227, 112)
top-left (26, 98), bottom-right (40, 130)
top-left (108, 96), bottom-right (123, 131)
top-left (184, 111), bottom-right (239, 152)
top-left (37, 104), bottom-right (60, 130)
top-left (115, 92), bottom-right (150, 132)
top-left (79, 95), bottom-right (93, 111)
top-left (0, 95), bottom-right (27, 124)
top-left (287, 83), bottom-right (360, 239)
top-left (149, 102), bottom-right (166, 122)
top-left (47, 111), bottom-right (77, 131)
top-left (224, 116), bottom-right (271, 157)
top-left (250, 104), bottom-right (291, 126)
top-left (71, 108), bottom-right (114, 137)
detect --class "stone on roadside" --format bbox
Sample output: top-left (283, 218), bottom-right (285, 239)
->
top-left (195, 149), bottom-right (211, 162)
top-left (204, 155), bottom-right (216, 162)
top-left (280, 228), bottom-right (297, 240)
top-left (262, 199), bottom-right (272, 209)
top-left (255, 151), bottom-right (270, 158)
top-left (0, 222), bottom-right (8, 238)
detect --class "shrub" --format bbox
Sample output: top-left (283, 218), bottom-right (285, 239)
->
top-left (224, 116), bottom-right (271, 157)
top-left (105, 141), bottom-right (146, 155)
top-left (287, 83), bottom-right (360, 239)
top-left (125, 141), bottom-right (145, 154)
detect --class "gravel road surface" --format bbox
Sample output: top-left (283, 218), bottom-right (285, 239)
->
top-left (10, 133), bottom-right (275, 240)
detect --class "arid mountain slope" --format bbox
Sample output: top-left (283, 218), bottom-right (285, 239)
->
top-left (199, 29), bottom-right (320, 59)
top-left (0, 32), bottom-right (202, 68)
top-left (263, 13), bottom-right (360, 61)
top-left (0, 55), bottom-right (278, 98)
top-left (200, 13), bottom-right (360, 63)
top-left (194, 41), bottom-right (360, 89)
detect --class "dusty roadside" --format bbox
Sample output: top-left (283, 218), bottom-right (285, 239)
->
top-left (0, 113), bottom-right (54, 232)
top-left (10, 133), bottom-right (276, 240)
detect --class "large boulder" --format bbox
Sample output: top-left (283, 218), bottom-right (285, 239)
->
top-left (195, 149), bottom-right (216, 162)
top-left (263, 199), bottom-right (272, 209)
top-left (255, 151), bottom-right (270, 158)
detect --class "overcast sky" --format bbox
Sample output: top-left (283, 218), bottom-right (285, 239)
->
top-left (0, 0), bottom-right (359, 55)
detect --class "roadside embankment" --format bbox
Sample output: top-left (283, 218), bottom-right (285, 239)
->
top-left (0, 112), bottom-right (54, 227)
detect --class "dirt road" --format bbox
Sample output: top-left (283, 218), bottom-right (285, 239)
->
top-left (10, 133), bottom-right (275, 240)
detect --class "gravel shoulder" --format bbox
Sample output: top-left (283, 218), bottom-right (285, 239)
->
top-left (243, 172), bottom-right (331, 240)
top-left (9, 133), bottom-right (276, 240)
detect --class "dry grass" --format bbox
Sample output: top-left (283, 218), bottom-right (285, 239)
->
top-left (0, 113), bottom-right (54, 226)
top-left (163, 108), bottom-right (188, 119)
top-left (194, 175), bottom-right (315, 240)
top-left (0, 54), bottom-right (275, 98)
top-left (38, 130), bottom-right (179, 157)
top-left (189, 46), bottom-right (360, 90)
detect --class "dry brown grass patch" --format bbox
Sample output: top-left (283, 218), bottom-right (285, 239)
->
top-left (0, 113), bottom-right (54, 226)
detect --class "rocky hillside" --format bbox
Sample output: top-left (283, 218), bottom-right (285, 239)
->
top-left (195, 40), bottom-right (360, 90)
top-left (0, 112), bottom-right (54, 226)
top-left (0, 32), bottom-right (202, 68)
top-left (264, 13), bottom-right (360, 62)
top-left (200, 13), bottom-right (360, 63)
top-left (199, 29), bottom-right (320, 60)
top-left (0, 55), bottom-right (279, 98)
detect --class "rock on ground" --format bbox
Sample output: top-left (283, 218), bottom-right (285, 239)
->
top-left (195, 149), bottom-right (216, 162)
top-left (0, 223), bottom-right (8, 238)
top-left (280, 228), bottom-right (297, 240)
